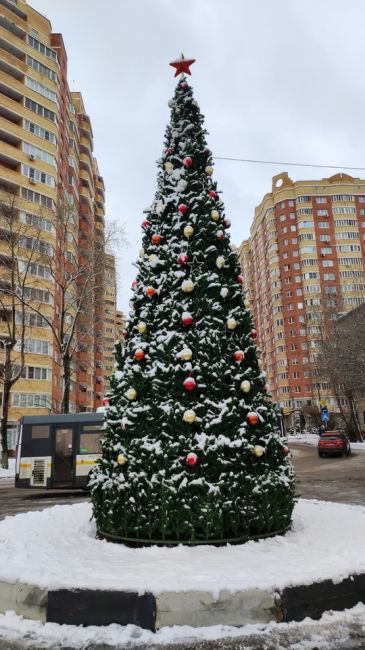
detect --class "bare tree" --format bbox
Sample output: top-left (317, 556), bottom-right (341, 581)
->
top-left (0, 187), bottom-right (48, 467)
top-left (19, 198), bottom-right (124, 414)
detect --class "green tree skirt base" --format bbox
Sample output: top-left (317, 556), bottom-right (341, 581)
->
top-left (96, 522), bottom-right (292, 547)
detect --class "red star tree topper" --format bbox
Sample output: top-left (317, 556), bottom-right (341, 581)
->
top-left (169, 53), bottom-right (196, 77)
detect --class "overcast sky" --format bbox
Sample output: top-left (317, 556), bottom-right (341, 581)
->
top-left (30, 0), bottom-right (365, 313)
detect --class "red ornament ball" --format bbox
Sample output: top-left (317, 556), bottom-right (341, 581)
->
top-left (233, 350), bottom-right (245, 362)
top-left (186, 452), bottom-right (198, 467)
top-left (223, 218), bottom-right (231, 228)
top-left (181, 82), bottom-right (189, 91)
top-left (122, 330), bottom-right (128, 339)
top-left (237, 275), bottom-right (244, 284)
top-left (177, 253), bottom-right (188, 266)
top-left (131, 280), bottom-right (138, 289)
top-left (178, 204), bottom-right (188, 215)
top-left (216, 230), bottom-right (225, 241)
top-left (208, 190), bottom-right (217, 198)
top-left (183, 157), bottom-right (193, 167)
top-left (146, 286), bottom-right (156, 297)
top-left (151, 234), bottom-right (162, 245)
top-left (204, 147), bottom-right (211, 155)
top-left (183, 377), bottom-right (196, 392)
top-left (247, 412), bottom-right (259, 426)
top-left (283, 446), bottom-right (290, 456)
top-left (142, 220), bottom-right (150, 229)
top-left (134, 349), bottom-right (145, 362)
top-left (167, 147), bottom-right (174, 154)
top-left (102, 397), bottom-right (110, 407)
top-left (251, 328), bottom-right (257, 339)
top-left (182, 312), bottom-right (193, 326)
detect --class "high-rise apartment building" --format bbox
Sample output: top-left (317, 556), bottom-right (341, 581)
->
top-left (103, 253), bottom-right (117, 388)
top-left (238, 172), bottom-right (365, 427)
top-left (0, 0), bottom-right (108, 440)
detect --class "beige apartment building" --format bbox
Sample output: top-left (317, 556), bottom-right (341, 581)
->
top-left (238, 172), bottom-right (365, 429)
top-left (0, 0), bottom-right (117, 443)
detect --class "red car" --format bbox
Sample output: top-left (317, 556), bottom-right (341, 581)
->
top-left (318, 431), bottom-right (351, 458)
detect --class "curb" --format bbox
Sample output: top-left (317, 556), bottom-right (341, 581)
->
top-left (0, 574), bottom-right (364, 630)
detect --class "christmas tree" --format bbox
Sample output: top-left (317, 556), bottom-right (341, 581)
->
top-left (91, 56), bottom-right (295, 545)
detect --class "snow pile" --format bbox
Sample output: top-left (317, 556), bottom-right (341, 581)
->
top-left (0, 499), bottom-right (364, 594)
top-left (0, 603), bottom-right (364, 649)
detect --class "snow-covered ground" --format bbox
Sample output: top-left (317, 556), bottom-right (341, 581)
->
top-left (0, 500), bottom-right (364, 595)
top-left (288, 432), bottom-right (365, 451)
top-left (0, 603), bottom-right (364, 649)
top-left (0, 458), bottom-right (15, 480)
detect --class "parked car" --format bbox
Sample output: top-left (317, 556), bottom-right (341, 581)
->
top-left (317, 431), bottom-right (351, 458)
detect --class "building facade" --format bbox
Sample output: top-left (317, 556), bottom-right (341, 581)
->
top-left (0, 0), bottom-right (109, 440)
top-left (238, 172), bottom-right (365, 428)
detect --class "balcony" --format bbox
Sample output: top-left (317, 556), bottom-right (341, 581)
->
top-left (0, 0), bottom-right (28, 21)
top-left (0, 78), bottom-right (22, 102)
top-left (0, 51), bottom-right (24, 80)
top-left (0, 100), bottom-right (21, 124)
top-left (0, 12), bottom-right (26, 40)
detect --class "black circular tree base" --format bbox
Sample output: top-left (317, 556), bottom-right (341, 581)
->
top-left (97, 522), bottom-right (292, 547)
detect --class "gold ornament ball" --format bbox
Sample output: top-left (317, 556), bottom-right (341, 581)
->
top-left (184, 225), bottom-right (194, 238)
top-left (205, 166), bottom-right (214, 176)
top-left (139, 247), bottom-right (145, 257)
top-left (253, 445), bottom-right (265, 457)
top-left (244, 299), bottom-right (250, 308)
top-left (117, 453), bottom-right (127, 465)
top-left (211, 210), bottom-right (220, 221)
top-left (216, 256), bottom-right (225, 269)
top-left (149, 254), bottom-right (159, 267)
top-left (180, 348), bottom-right (192, 361)
top-left (182, 279), bottom-right (195, 293)
top-left (165, 162), bottom-right (174, 173)
top-left (125, 388), bottom-right (137, 401)
top-left (183, 409), bottom-right (197, 424)
top-left (137, 321), bottom-right (147, 334)
top-left (240, 380), bottom-right (251, 393)
top-left (227, 318), bottom-right (238, 330)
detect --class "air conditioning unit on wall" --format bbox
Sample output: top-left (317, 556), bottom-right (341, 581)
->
top-left (29, 178), bottom-right (36, 184)
top-left (28, 154), bottom-right (36, 161)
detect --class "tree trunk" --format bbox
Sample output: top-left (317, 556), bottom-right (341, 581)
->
top-left (61, 354), bottom-right (71, 414)
top-left (347, 393), bottom-right (363, 443)
top-left (0, 381), bottom-right (11, 469)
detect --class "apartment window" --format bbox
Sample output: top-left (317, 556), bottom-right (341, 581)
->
top-left (25, 77), bottom-right (57, 103)
top-left (22, 212), bottom-right (54, 232)
top-left (24, 287), bottom-right (52, 304)
top-left (284, 265), bottom-right (290, 271)
top-left (317, 210), bottom-right (328, 216)
top-left (293, 371), bottom-right (300, 379)
top-left (16, 311), bottom-right (49, 328)
top-left (296, 288), bottom-right (302, 296)
top-left (320, 247), bottom-right (332, 255)
top-left (319, 222), bottom-right (329, 228)
top-left (358, 196), bottom-right (365, 202)
top-left (287, 291), bottom-right (292, 297)
top-left (333, 207), bottom-right (355, 214)
top-left (295, 275), bottom-right (301, 282)
top-left (332, 194), bottom-right (354, 202)
top-left (24, 97), bottom-right (56, 123)
top-left (322, 260), bottom-right (334, 267)
top-left (21, 366), bottom-right (49, 380)
top-left (337, 244), bottom-right (361, 252)
top-left (298, 221), bottom-right (314, 229)
top-left (23, 143), bottom-right (56, 167)
top-left (280, 386), bottom-right (290, 393)
top-left (26, 55), bottom-right (57, 82)
top-left (319, 234), bottom-right (331, 242)
top-left (334, 219), bottom-right (357, 227)
top-left (12, 393), bottom-right (48, 408)
top-left (24, 120), bottom-right (57, 144)
top-left (297, 302), bottom-right (304, 309)
top-left (284, 277), bottom-right (291, 285)
top-left (297, 196), bottom-right (312, 203)
top-left (21, 188), bottom-right (55, 211)
top-left (28, 35), bottom-right (57, 62)
top-left (298, 233), bottom-right (314, 241)
top-left (335, 232), bottom-right (359, 240)
top-left (292, 358), bottom-right (298, 365)
top-left (316, 197), bottom-right (327, 204)
top-left (324, 273), bottom-right (335, 280)
top-left (292, 238), bottom-right (298, 244)
top-left (22, 165), bottom-right (56, 188)
top-left (288, 316), bottom-right (295, 324)
top-left (20, 235), bottom-right (53, 256)
top-left (294, 386), bottom-right (302, 393)
top-left (282, 252), bottom-right (288, 259)
top-left (23, 339), bottom-right (51, 355)
top-left (303, 272), bottom-right (318, 279)
top-left (282, 239), bottom-right (288, 246)
top-left (297, 208), bottom-right (312, 216)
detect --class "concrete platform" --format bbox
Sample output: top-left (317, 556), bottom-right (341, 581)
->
top-left (0, 575), bottom-right (364, 631)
